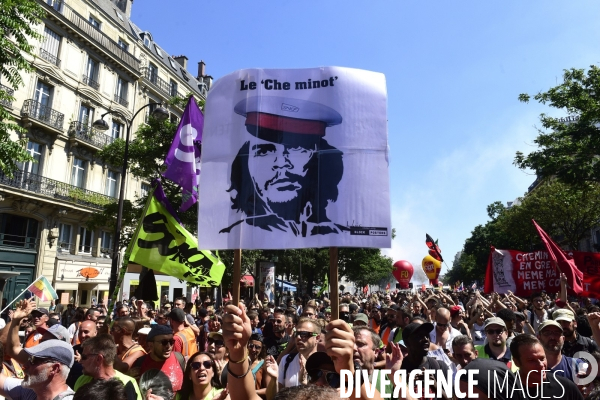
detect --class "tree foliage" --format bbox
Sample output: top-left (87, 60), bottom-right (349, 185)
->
top-left (515, 66), bottom-right (600, 185)
top-left (0, 0), bottom-right (44, 175)
top-left (445, 179), bottom-right (600, 284)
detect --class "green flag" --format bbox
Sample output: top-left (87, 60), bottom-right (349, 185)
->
top-left (129, 182), bottom-right (225, 287)
top-left (317, 273), bottom-right (329, 296)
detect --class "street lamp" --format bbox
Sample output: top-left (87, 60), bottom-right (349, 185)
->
top-left (92, 102), bottom-right (169, 301)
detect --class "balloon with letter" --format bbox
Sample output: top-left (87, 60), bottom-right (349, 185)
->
top-left (392, 260), bottom-right (414, 289)
top-left (422, 255), bottom-right (442, 286)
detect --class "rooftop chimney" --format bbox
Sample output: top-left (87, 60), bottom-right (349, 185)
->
top-left (173, 55), bottom-right (188, 70)
top-left (197, 60), bottom-right (206, 78)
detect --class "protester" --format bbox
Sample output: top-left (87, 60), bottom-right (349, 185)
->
top-left (169, 309), bottom-right (198, 358)
top-left (68, 319), bottom-right (98, 388)
top-left (554, 309), bottom-right (599, 358)
top-left (139, 370), bottom-right (174, 400)
top-left (451, 334), bottom-right (478, 368)
top-left (475, 317), bottom-right (512, 365)
top-left (74, 334), bottom-right (142, 400)
top-left (110, 317), bottom-right (147, 372)
top-left (430, 307), bottom-right (462, 350)
top-left (277, 317), bottom-right (320, 389)
top-left (176, 352), bottom-right (228, 400)
top-left (509, 334), bottom-right (583, 399)
top-left (247, 333), bottom-right (269, 396)
top-left (73, 378), bottom-right (127, 400)
top-left (263, 309), bottom-right (290, 359)
top-left (537, 320), bottom-right (581, 381)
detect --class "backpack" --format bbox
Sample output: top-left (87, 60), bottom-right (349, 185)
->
top-left (282, 352), bottom-right (298, 381)
top-left (133, 351), bottom-right (185, 373)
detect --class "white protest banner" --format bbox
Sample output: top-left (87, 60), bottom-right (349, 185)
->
top-left (198, 67), bottom-right (391, 249)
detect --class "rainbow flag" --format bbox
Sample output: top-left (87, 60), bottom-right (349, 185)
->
top-left (27, 277), bottom-right (58, 302)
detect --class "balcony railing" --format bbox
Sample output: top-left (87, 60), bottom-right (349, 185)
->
top-left (0, 169), bottom-right (115, 210)
top-left (45, 2), bottom-right (140, 72)
top-left (0, 233), bottom-right (38, 251)
top-left (39, 48), bottom-right (60, 67)
top-left (69, 121), bottom-right (115, 149)
top-left (114, 93), bottom-right (129, 108)
top-left (83, 75), bottom-right (100, 90)
top-left (141, 67), bottom-right (186, 100)
top-left (21, 99), bottom-right (64, 131)
top-left (0, 84), bottom-right (14, 108)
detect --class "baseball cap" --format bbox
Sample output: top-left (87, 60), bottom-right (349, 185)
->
top-left (514, 312), bottom-right (526, 321)
top-left (168, 308), bottom-right (186, 322)
top-left (553, 309), bottom-right (575, 322)
top-left (483, 317), bottom-right (507, 330)
top-left (538, 320), bottom-right (563, 332)
top-left (402, 322), bottom-right (434, 341)
top-left (31, 308), bottom-right (49, 316)
top-left (163, 303), bottom-right (172, 309)
top-left (353, 313), bottom-right (369, 325)
top-left (23, 339), bottom-right (74, 368)
top-left (137, 327), bottom-right (151, 336)
top-left (449, 305), bottom-right (462, 317)
top-left (44, 324), bottom-right (70, 342)
top-left (208, 330), bottom-right (223, 340)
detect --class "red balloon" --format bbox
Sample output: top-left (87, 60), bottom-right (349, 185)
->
top-left (393, 260), bottom-right (414, 289)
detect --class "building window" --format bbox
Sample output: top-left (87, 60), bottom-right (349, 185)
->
top-left (78, 227), bottom-right (93, 254)
top-left (117, 39), bottom-right (129, 52)
top-left (170, 80), bottom-right (178, 97)
top-left (41, 26), bottom-right (61, 66)
top-left (154, 44), bottom-right (163, 57)
top-left (84, 57), bottom-right (100, 89)
top-left (143, 35), bottom-right (151, 48)
top-left (0, 214), bottom-right (38, 250)
top-left (115, 77), bottom-right (128, 105)
top-left (71, 157), bottom-right (86, 188)
top-left (58, 223), bottom-right (72, 251)
top-left (105, 170), bottom-right (118, 197)
top-left (34, 81), bottom-right (53, 120)
top-left (168, 58), bottom-right (178, 70)
top-left (111, 121), bottom-right (123, 139)
top-left (148, 63), bottom-right (158, 84)
top-left (89, 15), bottom-right (101, 30)
top-left (78, 104), bottom-right (94, 127)
top-left (21, 141), bottom-right (42, 175)
top-left (141, 183), bottom-right (150, 198)
top-left (100, 231), bottom-right (112, 256)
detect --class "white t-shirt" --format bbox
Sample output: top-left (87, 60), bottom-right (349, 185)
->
top-left (68, 322), bottom-right (79, 341)
top-left (277, 353), bottom-right (303, 388)
top-left (429, 324), bottom-right (462, 350)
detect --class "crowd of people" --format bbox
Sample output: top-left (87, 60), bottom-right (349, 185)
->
top-left (0, 272), bottom-right (599, 400)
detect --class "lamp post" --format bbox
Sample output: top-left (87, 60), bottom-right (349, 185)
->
top-left (92, 102), bottom-right (169, 301)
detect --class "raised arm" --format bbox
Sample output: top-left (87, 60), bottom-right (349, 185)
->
top-left (6, 299), bottom-right (35, 365)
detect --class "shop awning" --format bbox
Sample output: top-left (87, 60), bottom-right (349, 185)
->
top-left (240, 274), bottom-right (254, 287)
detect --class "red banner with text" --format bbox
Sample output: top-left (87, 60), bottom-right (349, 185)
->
top-left (484, 248), bottom-right (600, 298)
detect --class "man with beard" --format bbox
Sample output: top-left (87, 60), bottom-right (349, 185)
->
top-left (277, 318), bottom-right (320, 389)
top-left (132, 325), bottom-right (185, 394)
top-left (537, 320), bottom-right (581, 382)
top-left (510, 334), bottom-right (583, 400)
top-left (528, 292), bottom-right (550, 333)
top-left (400, 322), bottom-right (450, 400)
top-left (378, 305), bottom-right (398, 345)
top-left (475, 317), bottom-right (512, 366)
top-left (168, 308), bottom-right (198, 358)
top-left (368, 308), bottom-right (382, 334)
top-left (264, 309), bottom-right (290, 359)
top-left (74, 334), bottom-right (141, 400)
top-left (554, 309), bottom-right (599, 358)
top-left (221, 97), bottom-right (347, 237)
top-left (0, 340), bottom-right (74, 400)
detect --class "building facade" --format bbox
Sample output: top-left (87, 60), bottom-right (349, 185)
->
top-left (0, 0), bottom-right (211, 307)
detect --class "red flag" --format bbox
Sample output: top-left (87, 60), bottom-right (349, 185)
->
top-left (363, 285), bottom-right (369, 294)
top-left (532, 220), bottom-right (584, 294)
top-left (484, 246), bottom-right (495, 294)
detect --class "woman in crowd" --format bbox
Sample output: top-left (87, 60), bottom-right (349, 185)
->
top-left (177, 352), bottom-right (228, 400)
top-left (247, 333), bottom-right (269, 398)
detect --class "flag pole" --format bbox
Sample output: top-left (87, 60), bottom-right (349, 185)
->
top-left (0, 276), bottom-right (43, 315)
top-left (232, 249), bottom-right (242, 305)
top-left (329, 247), bottom-right (339, 320)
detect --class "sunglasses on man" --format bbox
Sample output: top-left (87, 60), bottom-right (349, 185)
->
top-left (208, 338), bottom-right (224, 347)
top-left (295, 331), bottom-right (318, 340)
top-left (154, 339), bottom-right (176, 346)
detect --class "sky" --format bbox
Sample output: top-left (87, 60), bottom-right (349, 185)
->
top-left (131, 1), bottom-right (600, 283)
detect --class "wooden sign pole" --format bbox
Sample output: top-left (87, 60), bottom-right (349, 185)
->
top-left (232, 249), bottom-right (242, 305)
top-left (329, 247), bottom-right (339, 320)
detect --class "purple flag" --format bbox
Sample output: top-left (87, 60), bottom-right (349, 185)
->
top-left (163, 97), bottom-right (203, 212)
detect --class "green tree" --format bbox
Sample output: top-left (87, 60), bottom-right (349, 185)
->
top-left (0, 0), bottom-right (44, 175)
top-left (515, 66), bottom-right (600, 185)
top-left (445, 179), bottom-right (600, 283)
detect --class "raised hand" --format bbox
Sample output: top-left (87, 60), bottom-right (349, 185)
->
top-left (385, 342), bottom-right (403, 372)
top-left (222, 302), bottom-right (251, 360)
top-left (264, 355), bottom-right (279, 378)
top-left (13, 299), bottom-right (35, 320)
top-left (324, 319), bottom-right (355, 374)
